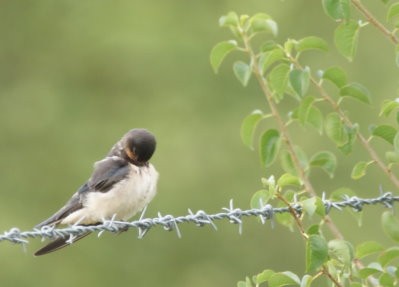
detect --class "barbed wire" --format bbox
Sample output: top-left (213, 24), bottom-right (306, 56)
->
top-left (1, 192), bottom-right (398, 246)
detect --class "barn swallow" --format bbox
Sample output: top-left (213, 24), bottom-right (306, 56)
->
top-left (34, 129), bottom-right (159, 256)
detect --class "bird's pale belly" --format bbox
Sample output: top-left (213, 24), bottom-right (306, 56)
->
top-left (61, 165), bottom-right (158, 225)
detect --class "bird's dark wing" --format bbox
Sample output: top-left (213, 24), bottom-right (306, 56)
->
top-left (34, 157), bottom-right (131, 255)
top-left (35, 183), bottom-right (89, 229)
top-left (34, 231), bottom-right (91, 256)
top-left (88, 157), bottom-right (130, 192)
top-left (35, 157), bottom-right (130, 229)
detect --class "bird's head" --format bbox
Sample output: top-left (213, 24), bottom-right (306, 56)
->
top-left (122, 129), bottom-right (156, 166)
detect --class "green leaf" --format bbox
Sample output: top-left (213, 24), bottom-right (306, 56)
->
top-left (372, 125), bottom-right (397, 144)
top-left (246, 276), bottom-right (253, 287)
top-left (379, 272), bottom-right (394, 286)
top-left (294, 96), bottom-right (314, 124)
top-left (233, 61), bottom-right (251, 86)
top-left (279, 188), bottom-right (295, 200)
top-left (340, 82), bottom-right (371, 104)
top-left (307, 107), bottom-right (323, 134)
top-left (259, 49), bottom-right (285, 74)
top-left (307, 224), bottom-right (320, 235)
top-left (279, 146), bottom-right (308, 175)
top-left (322, 0), bottom-right (350, 20)
top-left (306, 234), bottom-right (328, 272)
top-left (219, 11), bottom-right (239, 27)
top-left (289, 67), bottom-right (310, 97)
top-left (328, 239), bottom-right (354, 266)
top-left (261, 175), bottom-right (277, 191)
top-left (268, 63), bottom-right (290, 98)
top-left (351, 161), bottom-right (372, 179)
top-left (259, 129), bottom-right (281, 168)
top-left (310, 151), bottom-right (337, 178)
top-left (249, 13), bottom-right (278, 36)
top-left (276, 212), bottom-right (295, 231)
top-left (330, 187), bottom-right (357, 201)
top-left (237, 277), bottom-right (253, 287)
top-left (380, 99), bottom-right (399, 117)
top-left (277, 173), bottom-right (301, 188)
top-left (250, 189), bottom-right (273, 209)
top-left (338, 124), bottom-right (358, 155)
top-left (315, 197), bottom-right (326, 217)
top-left (387, 3), bottom-right (399, 21)
top-left (302, 197), bottom-right (317, 217)
top-left (294, 145), bottom-right (309, 170)
top-left (359, 263), bottom-right (383, 279)
top-left (255, 269), bottom-right (275, 284)
top-left (296, 36), bottom-right (328, 53)
top-left (379, 247), bottom-right (399, 266)
top-left (269, 271), bottom-right (300, 287)
top-left (394, 132), bottom-right (399, 152)
top-left (284, 39), bottom-right (295, 56)
top-left (322, 66), bottom-right (348, 88)
top-left (382, 211), bottom-right (399, 242)
top-left (356, 241), bottom-right (384, 259)
top-left (334, 20), bottom-right (360, 61)
top-left (300, 275), bottom-right (313, 287)
top-left (386, 151), bottom-right (399, 163)
top-left (339, 139), bottom-right (356, 153)
top-left (280, 150), bottom-right (296, 175)
top-left (325, 113), bottom-right (348, 146)
top-left (239, 15), bottom-right (250, 27)
top-left (260, 40), bottom-right (278, 52)
top-left (240, 110), bottom-right (263, 150)
top-left (210, 40), bottom-right (238, 73)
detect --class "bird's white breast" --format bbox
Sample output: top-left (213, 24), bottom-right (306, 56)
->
top-left (61, 163), bottom-right (159, 225)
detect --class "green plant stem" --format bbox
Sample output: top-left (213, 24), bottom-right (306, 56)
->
top-left (240, 31), bottom-right (344, 241)
top-left (351, 0), bottom-right (399, 44)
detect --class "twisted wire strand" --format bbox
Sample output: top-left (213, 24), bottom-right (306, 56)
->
top-left (1, 193), bottom-right (398, 245)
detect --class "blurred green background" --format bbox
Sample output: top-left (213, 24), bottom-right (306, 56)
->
top-left (0, 1), bottom-right (398, 286)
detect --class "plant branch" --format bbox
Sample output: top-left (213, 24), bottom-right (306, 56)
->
top-left (276, 193), bottom-right (307, 238)
top-left (313, 80), bottom-right (399, 187)
top-left (240, 31), bottom-right (344, 241)
top-left (351, 0), bottom-right (399, 44)
top-left (306, 67), bottom-right (383, 287)
top-left (322, 266), bottom-right (343, 287)
top-left (241, 33), bottom-right (314, 195)
top-left (289, 56), bottom-right (399, 189)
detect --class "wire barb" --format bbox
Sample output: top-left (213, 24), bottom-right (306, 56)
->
top-left (1, 193), bottom-right (399, 246)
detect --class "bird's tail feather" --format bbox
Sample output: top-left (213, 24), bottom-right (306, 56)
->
top-left (34, 232), bottom-right (91, 256)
